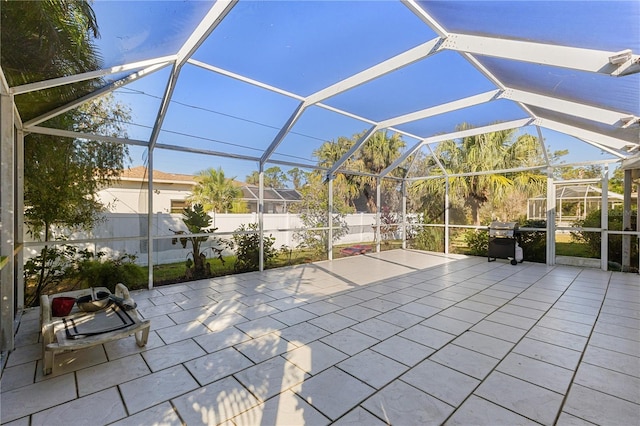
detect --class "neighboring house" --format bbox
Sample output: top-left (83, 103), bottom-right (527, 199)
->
top-left (98, 166), bottom-right (301, 214)
top-left (98, 166), bottom-right (196, 214)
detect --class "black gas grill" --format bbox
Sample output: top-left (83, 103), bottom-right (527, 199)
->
top-left (488, 221), bottom-right (521, 265)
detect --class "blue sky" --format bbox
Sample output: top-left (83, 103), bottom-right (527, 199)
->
top-left (87, 1), bottom-right (636, 181)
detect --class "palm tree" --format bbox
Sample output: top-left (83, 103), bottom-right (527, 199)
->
top-left (188, 167), bottom-right (241, 213)
top-left (412, 123), bottom-right (545, 226)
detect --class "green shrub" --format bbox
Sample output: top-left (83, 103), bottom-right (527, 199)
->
top-left (413, 227), bottom-right (445, 252)
top-left (517, 219), bottom-right (546, 263)
top-left (464, 229), bottom-right (488, 255)
top-left (76, 253), bottom-right (146, 292)
top-left (232, 223), bottom-right (277, 273)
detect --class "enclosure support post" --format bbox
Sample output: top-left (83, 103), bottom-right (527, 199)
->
top-left (328, 176), bottom-right (333, 261)
top-left (445, 178), bottom-right (450, 254)
top-left (376, 179), bottom-right (381, 253)
top-left (622, 169), bottom-right (632, 271)
top-left (0, 84), bottom-right (15, 353)
top-left (147, 150), bottom-right (154, 289)
top-left (601, 165), bottom-right (609, 271)
top-left (259, 166), bottom-right (264, 271)
top-left (15, 128), bottom-right (24, 309)
top-left (402, 180), bottom-right (407, 250)
top-left (546, 168), bottom-right (556, 266)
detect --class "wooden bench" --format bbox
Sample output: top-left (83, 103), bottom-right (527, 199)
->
top-left (40, 283), bottom-right (150, 375)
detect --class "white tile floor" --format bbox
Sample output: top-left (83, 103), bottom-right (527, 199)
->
top-left (1, 249), bottom-right (639, 425)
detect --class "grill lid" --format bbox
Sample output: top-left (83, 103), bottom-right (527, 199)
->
top-left (489, 221), bottom-right (518, 237)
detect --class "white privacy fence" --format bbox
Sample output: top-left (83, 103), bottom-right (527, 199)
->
top-left (26, 212), bottom-right (380, 266)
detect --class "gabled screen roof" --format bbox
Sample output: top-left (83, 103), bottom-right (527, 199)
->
top-left (6, 0), bottom-right (639, 179)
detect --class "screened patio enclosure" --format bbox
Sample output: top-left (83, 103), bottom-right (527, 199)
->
top-left (1, 0), bottom-right (639, 356)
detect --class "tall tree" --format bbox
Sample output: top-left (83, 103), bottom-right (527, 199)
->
top-left (264, 166), bottom-right (288, 188)
top-left (189, 167), bottom-right (241, 213)
top-left (412, 124), bottom-right (545, 225)
top-left (287, 167), bottom-right (307, 190)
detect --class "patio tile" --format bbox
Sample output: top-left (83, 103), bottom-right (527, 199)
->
top-left (109, 402), bottom-right (182, 426)
top-left (194, 327), bottom-right (252, 353)
top-left (431, 344), bottom-right (500, 380)
top-left (307, 312), bottom-right (357, 333)
top-left (284, 340), bottom-right (348, 375)
top-left (5, 342), bottom-right (41, 367)
top-left (497, 352), bottom-right (574, 394)
top-left (350, 317), bottom-right (404, 340)
top-left (588, 332), bottom-right (640, 357)
top-left (375, 309), bottom-right (423, 328)
top-left (399, 324), bottom-right (456, 349)
top-left (574, 362), bottom-right (640, 403)
top-left (103, 330), bottom-right (165, 360)
top-left (455, 300), bottom-right (498, 314)
top-left (336, 305), bottom-right (380, 322)
top-left (203, 312), bottom-right (248, 332)
top-left (371, 335), bottom-right (434, 367)
top-left (185, 346), bottom-right (254, 386)
top-left (234, 332), bottom-right (290, 364)
top-left (148, 314), bottom-right (177, 330)
top-left (401, 359), bottom-right (479, 406)
top-left (470, 319), bottom-right (528, 343)
top-left (279, 322), bottom-right (330, 346)
top-left (320, 327), bottom-right (378, 355)
top-left (451, 331), bottom-right (515, 359)
top-left (269, 307), bottom-right (317, 326)
top-left (509, 297), bottom-right (553, 311)
top-left (446, 394), bottom-right (539, 426)
top-left (35, 345), bottom-right (108, 381)
top-left (172, 376), bottom-right (261, 426)
top-left (555, 412), bottom-right (598, 426)
top-left (0, 373), bottom-right (76, 424)
top-left (234, 356), bottom-right (308, 402)
top-left (475, 371), bottom-right (564, 425)
top-left (359, 297), bottom-right (402, 313)
top-left (398, 301), bottom-right (442, 318)
top-left (295, 367), bottom-right (375, 420)
top-left (77, 354), bottom-right (150, 396)
top-left (421, 314), bottom-right (473, 335)
top-left (1, 417), bottom-right (30, 426)
top-left (525, 325), bottom-right (588, 352)
top-left (545, 308), bottom-right (598, 326)
top-left (142, 339), bottom-right (206, 372)
top-left (0, 361), bottom-right (37, 392)
top-left (536, 316), bottom-right (593, 337)
top-left (416, 295), bottom-right (457, 309)
top-left (467, 294), bottom-right (508, 307)
top-left (168, 306), bottom-right (216, 324)
top-left (149, 293), bottom-right (189, 306)
top-left (439, 306), bottom-right (487, 324)
top-left (332, 406), bottom-right (387, 425)
top-left (137, 303), bottom-right (183, 319)
top-left (325, 294), bottom-right (363, 308)
top-left (581, 345), bottom-right (640, 378)
top-left (234, 304), bottom-right (281, 320)
top-left (234, 316), bottom-right (287, 338)
top-left (119, 365), bottom-right (199, 414)
top-left (232, 389), bottom-right (330, 426)
top-left (299, 300), bottom-right (340, 316)
top-left (594, 321), bottom-right (640, 342)
top-left (156, 320), bottom-right (211, 344)
top-left (513, 337), bottom-right (583, 370)
top-left (362, 379), bottom-right (454, 425)
top-left (563, 384), bottom-right (640, 425)
top-left (337, 349), bottom-right (408, 389)
top-left (31, 387), bottom-right (126, 426)
top-left (484, 311), bottom-right (537, 330)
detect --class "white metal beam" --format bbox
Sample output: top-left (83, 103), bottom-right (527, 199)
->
top-left (23, 63), bottom-right (169, 128)
top-left (379, 90), bottom-right (501, 128)
top-left (536, 117), bottom-right (636, 152)
top-left (501, 89), bottom-right (633, 126)
top-left (327, 125), bottom-right (379, 176)
top-left (148, 64), bottom-right (180, 150)
top-left (260, 102), bottom-right (307, 166)
top-left (176, 0), bottom-right (237, 67)
top-left (401, 0), bottom-right (449, 37)
top-left (305, 37), bottom-right (444, 105)
top-left (442, 33), bottom-right (639, 76)
top-left (28, 126), bottom-right (149, 147)
top-left (11, 56), bottom-right (176, 95)
top-left (379, 118), bottom-right (533, 178)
